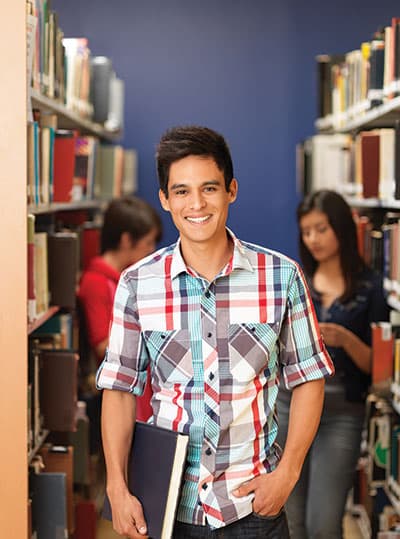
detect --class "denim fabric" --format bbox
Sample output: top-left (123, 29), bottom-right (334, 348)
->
top-left (276, 396), bottom-right (364, 539)
top-left (172, 510), bottom-right (290, 538)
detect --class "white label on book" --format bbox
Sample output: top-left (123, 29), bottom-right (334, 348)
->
top-left (380, 322), bottom-right (392, 341)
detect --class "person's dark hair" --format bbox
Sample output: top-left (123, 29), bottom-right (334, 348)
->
top-left (297, 189), bottom-right (366, 302)
top-left (101, 196), bottom-right (162, 254)
top-left (156, 125), bottom-right (234, 196)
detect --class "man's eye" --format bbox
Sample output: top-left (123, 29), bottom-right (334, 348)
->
top-left (175, 190), bottom-right (187, 195)
top-left (204, 186), bottom-right (216, 192)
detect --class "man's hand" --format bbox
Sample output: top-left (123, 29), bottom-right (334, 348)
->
top-left (319, 322), bottom-right (348, 348)
top-left (109, 489), bottom-right (148, 539)
top-left (232, 467), bottom-right (294, 517)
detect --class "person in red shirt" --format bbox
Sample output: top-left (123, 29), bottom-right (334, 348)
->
top-left (78, 196), bottom-right (162, 421)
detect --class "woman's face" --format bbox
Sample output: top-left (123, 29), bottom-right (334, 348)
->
top-left (300, 209), bottom-right (340, 263)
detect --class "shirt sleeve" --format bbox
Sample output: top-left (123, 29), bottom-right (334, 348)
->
top-left (279, 264), bottom-right (335, 390)
top-left (96, 271), bottom-right (150, 395)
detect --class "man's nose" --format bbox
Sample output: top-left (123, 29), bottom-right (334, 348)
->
top-left (189, 191), bottom-right (206, 210)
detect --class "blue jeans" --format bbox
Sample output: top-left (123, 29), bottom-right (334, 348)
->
top-left (172, 510), bottom-right (290, 538)
top-left (276, 395), bottom-right (364, 539)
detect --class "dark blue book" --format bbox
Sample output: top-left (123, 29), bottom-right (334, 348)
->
top-left (103, 421), bottom-right (189, 539)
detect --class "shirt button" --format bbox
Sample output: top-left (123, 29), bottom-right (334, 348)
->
top-left (202, 483), bottom-right (208, 490)
top-left (205, 448), bottom-right (212, 455)
top-left (205, 291), bottom-right (211, 298)
top-left (207, 332), bottom-right (212, 338)
top-left (209, 372), bottom-right (214, 380)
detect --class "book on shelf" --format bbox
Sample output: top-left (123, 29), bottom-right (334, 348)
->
top-left (371, 322), bottom-right (394, 386)
top-left (47, 231), bottom-right (79, 309)
top-left (94, 144), bottom-right (124, 199)
top-left (31, 471), bottom-right (68, 539)
top-left (75, 500), bottom-right (96, 539)
top-left (39, 349), bottom-right (78, 432)
top-left (53, 129), bottom-right (77, 202)
top-left (102, 421), bottom-right (189, 539)
top-left (39, 444), bottom-right (75, 535)
top-left (27, 213), bottom-right (36, 322)
top-left (361, 131), bottom-right (380, 199)
top-left (90, 56), bottom-right (113, 124)
top-left (34, 231), bottom-right (49, 316)
top-left (73, 135), bottom-right (98, 200)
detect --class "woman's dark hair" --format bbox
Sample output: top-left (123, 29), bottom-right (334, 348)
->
top-left (101, 196), bottom-right (162, 254)
top-left (156, 125), bottom-right (234, 196)
top-left (297, 189), bottom-right (366, 302)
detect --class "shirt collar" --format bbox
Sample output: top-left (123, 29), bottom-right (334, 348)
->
top-left (170, 228), bottom-right (254, 280)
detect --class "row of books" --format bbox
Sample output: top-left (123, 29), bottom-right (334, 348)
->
top-left (28, 110), bottom-right (137, 207)
top-left (317, 16), bottom-right (400, 127)
top-left (27, 211), bottom-right (103, 324)
top-left (26, 0), bottom-right (124, 128)
top-left (297, 127), bottom-right (400, 201)
top-left (354, 211), bottom-right (400, 302)
top-left (28, 217), bottom-right (79, 322)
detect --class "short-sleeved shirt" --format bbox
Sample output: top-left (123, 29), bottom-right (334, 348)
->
top-left (96, 230), bottom-right (334, 529)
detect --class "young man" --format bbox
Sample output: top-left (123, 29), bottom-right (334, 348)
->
top-left (96, 126), bottom-right (334, 539)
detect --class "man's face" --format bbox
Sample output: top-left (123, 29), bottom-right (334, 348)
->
top-left (159, 155), bottom-right (237, 249)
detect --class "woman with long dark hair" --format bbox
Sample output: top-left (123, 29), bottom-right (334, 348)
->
top-left (277, 190), bottom-right (389, 538)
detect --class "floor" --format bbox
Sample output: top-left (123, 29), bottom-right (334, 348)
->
top-left (96, 511), bottom-right (365, 538)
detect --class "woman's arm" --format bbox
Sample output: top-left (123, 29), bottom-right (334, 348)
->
top-left (319, 322), bottom-right (371, 374)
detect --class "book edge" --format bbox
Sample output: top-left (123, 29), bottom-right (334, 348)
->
top-left (161, 435), bottom-right (189, 539)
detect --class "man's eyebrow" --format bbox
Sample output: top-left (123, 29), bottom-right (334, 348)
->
top-left (169, 180), bottom-right (221, 191)
top-left (169, 183), bottom-right (187, 191)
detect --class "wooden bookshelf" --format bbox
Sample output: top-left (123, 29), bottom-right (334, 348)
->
top-left (0, 4), bottom-right (27, 537)
top-left (28, 430), bottom-right (49, 465)
top-left (28, 306), bottom-right (60, 335)
top-left (29, 199), bottom-right (106, 215)
top-left (316, 95), bottom-right (400, 134)
top-left (30, 88), bottom-right (121, 142)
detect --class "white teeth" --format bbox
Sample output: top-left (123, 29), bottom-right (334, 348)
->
top-left (186, 216), bottom-right (210, 223)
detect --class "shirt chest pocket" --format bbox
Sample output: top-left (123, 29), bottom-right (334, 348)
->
top-left (228, 322), bottom-right (279, 382)
top-left (143, 329), bottom-right (193, 385)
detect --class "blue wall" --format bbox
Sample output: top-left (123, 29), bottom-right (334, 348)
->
top-left (53, 0), bottom-right (399, 258)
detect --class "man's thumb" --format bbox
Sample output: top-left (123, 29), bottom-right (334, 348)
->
top-left (232, 483), bottom-right (251, 497)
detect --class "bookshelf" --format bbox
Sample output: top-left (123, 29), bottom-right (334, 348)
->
top-left (30, 88), bottom-right (121, 141)
top-left (307, 20), bottom-right (400, 535)
top-left (28, 306), bottom-right (60, 335)
top-left (315, 95), bottom-right (400, 133)
top-left (0, 4), bottom-right (27, 538)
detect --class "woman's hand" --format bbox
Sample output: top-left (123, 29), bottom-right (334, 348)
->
top-left (319, 322), bottom-right (349, 348)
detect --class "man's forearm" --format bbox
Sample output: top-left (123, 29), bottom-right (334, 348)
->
top-left (277, 379), bottom-right (325, 485)
top-left (101, 389), bottom-right (136, 495)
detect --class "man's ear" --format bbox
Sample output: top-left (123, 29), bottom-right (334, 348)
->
top-left (159, 189), bottom-right (170, 212)
top-left (229, 179), bottom-right (238, 203)
top-left (119, 231), bottom-right (135, 250)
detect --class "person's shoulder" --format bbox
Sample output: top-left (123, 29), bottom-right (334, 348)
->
top-left (240, 239), bottom-right (300, 272)
top-left (122, 243), bottom-right (176, 278)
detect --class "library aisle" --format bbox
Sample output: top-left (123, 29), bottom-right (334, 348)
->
top-left (96, 511), bottom-right (364, 538)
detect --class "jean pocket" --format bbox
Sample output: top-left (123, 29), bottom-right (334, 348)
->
top-left (252, 506), bottom-right (284, 521)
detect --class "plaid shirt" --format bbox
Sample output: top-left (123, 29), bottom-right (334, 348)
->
top-left (96, 230), bottom-right (334, 529)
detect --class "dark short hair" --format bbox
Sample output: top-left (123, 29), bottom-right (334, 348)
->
top-left (101, 196), bottom-right (162, 253)
top-left (297, 189), bottom-right (366, 302)
top-left (156, 125), bottom-right (234, 196)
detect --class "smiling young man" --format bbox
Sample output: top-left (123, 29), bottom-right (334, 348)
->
top-left (96, 126), bottom-right (334, 539)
